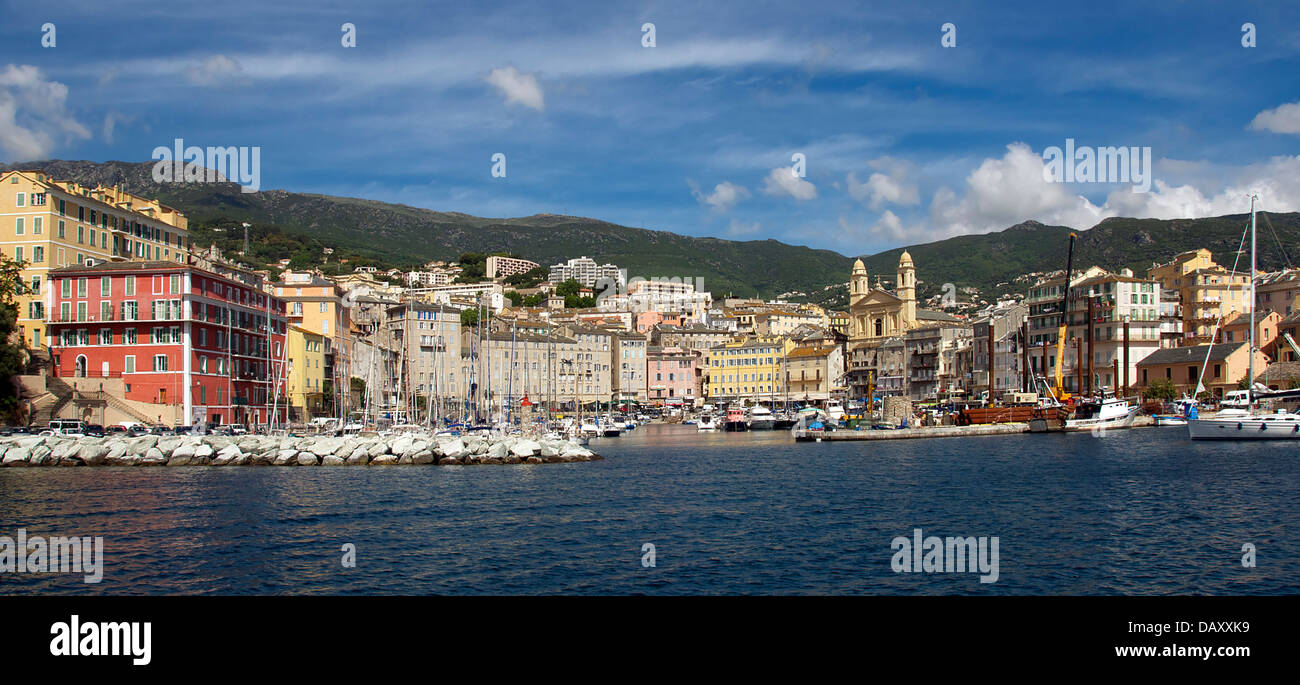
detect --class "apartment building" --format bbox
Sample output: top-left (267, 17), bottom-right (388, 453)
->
top-left (784, 344), bottom-right (844, 404)
top-left (547, 256), bottom-right (623, 289)
top-left (1, 170), bottom-right (190, 350)
top-left (611, 330), bottom-right (648, 403)
top-left (1148, 248), bottom-right (1250, 345)
top-left (286, 325), bottom-right (326, 421)
top-left (485, 255), bottom-right (540, 279)
top-left (647, 345), bottom-right (699, 405)
top-left (46, 261), bottom-right (288, 427)
top-left (705, 337), bottom-right (795, 403)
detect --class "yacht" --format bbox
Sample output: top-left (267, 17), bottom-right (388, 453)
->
top-left (696, 413), bottom-right (718, 431)
top-left (746, 405), bottom-right (775, 430)
top-left (1062, 391), bottom-right (1139, 432)
top-left (825, 400), bottom-right (846, 423)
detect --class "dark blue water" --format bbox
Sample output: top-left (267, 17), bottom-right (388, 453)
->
top-left (1, 424), bottom-right (1296, 595)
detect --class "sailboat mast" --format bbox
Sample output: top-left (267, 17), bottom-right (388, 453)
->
top-left (1249, 194), bottom-right (1257, 403)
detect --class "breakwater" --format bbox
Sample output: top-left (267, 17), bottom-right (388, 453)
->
top-left (0, 433), bottom-right (601, 467)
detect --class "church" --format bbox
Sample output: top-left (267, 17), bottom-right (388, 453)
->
top-left (848, 251), bottom-right (920, 345)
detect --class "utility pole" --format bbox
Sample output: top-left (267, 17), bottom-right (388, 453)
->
top-left (1086, 294), bottom-right (1095, 395)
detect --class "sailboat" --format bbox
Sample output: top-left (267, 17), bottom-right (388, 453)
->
top-left (1188, 194), bottom-right (1300, 440)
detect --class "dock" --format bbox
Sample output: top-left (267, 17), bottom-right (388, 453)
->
top-left (794, 423), bottom-right (1030, 441)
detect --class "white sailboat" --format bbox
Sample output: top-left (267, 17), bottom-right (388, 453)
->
top-left (1188, 194), bottom-right (1300, 440)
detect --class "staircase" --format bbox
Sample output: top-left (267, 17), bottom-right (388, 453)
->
top-left (28, 376), bottom-right (75, 427)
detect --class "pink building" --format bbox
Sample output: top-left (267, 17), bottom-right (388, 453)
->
top-left (647, 345), bottom-right (698, 405)
top-left (636, 311), bottom-right (683, 333)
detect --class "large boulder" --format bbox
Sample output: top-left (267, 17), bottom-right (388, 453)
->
top-left (296, 452), bottom-right (320, 466)
top-left (28, 445), bottom-right (53, 466)
top-left (346, 446), bottom-right (370, 465)
top-left (371, 455), bottom-right (399, 465)
top-left (438, 438), bottom-right (466, 459)
top-left (437, 456), bottom-right (461, 465)
top-left (390, 435), bottom-right (414, 457)
top-left (156, 437), bottom-right (183, 456)
top-left (193, 443), bottom-right (215, 459)
top-left (170, 442), bottom-right (196, 461)
top-left (77, 443), bottom-right (109, 466)
top-left (411, 450), bottom-right (435, 465)
top-left (510, 439), bottom-right (541, 458)
top-left (140, 448), bottom-right (168, 466)
top-left (2, 446), bottom-right (30, 466)
top-left (273, 449), bottom-right (299, 466)
top-left (488, 442), bottom-right (509, 458)
top-left (321, 455), bottom-right (345, 466)
top-left (366, 441), bottom-right (389, 458)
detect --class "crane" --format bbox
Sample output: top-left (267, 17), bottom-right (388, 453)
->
top-left (1053, 232), bottom-right (1079, 402)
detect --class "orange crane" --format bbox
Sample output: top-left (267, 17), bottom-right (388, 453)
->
top-left (1053, 233), bottom-right (1079, 402)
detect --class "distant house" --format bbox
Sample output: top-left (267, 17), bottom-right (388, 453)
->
top-left (1135, 342), bottom-right (1266, 398)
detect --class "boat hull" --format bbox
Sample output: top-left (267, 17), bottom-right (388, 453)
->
top-left (1188, 414), bottom-right (1300, 440)
top-left (1062, 407), bottom-right (1139, 432)
top-left (747, 419), bottom-right (775, 430)
top-left (723, 421), bottom-right (748, 432)
top-left (1153, 415), bottom-right (1188, 427)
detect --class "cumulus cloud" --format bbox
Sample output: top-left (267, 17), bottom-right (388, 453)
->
top-left (184, 55), bottom-right (244, 85)
top-left (1249, 101), bottom-right (1300, 134)
top-left (920, 142), bottom-right (1300, 241)
top-left (762, 166), bottom-right (817, 200)
top-left (692, 180), bottom-right (750, 212)
top-left (0, 64), bottom-right (91, 161)
top-left (486, 66), bottom-right (544, 110)
top-left (847, 156), bottom-right (919, 210)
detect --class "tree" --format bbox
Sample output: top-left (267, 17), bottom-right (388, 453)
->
top-left (0, 254), bottom-right (32, 420)
top-left (504, 290), bottom-right (524, 306)
top-left (554, 278), bottom-right (582, 297)
top-left (461, 308), bottom-right (480, 327)
top-left (1142, 377), bottom-right (1178, 402)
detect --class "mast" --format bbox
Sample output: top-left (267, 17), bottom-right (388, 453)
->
top-left (1249, 193), bottom-right (1257, 405)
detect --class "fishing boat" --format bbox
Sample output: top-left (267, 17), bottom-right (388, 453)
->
top-left (723, 408), bottom-right (748, 432)
top-left (746, 404), bottom-right (775, 430)
top-left (825, 400), bottom-right (846, 423)
top-left (1062, 391), bottom-right (1139, 432)
top-left (771, 411), bottom-right (797, 430)
top-left (1188, 195), bottom-right (1300, 440)
top-left (696, 413), bottom-right (718, 430)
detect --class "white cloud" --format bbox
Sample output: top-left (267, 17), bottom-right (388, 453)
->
top-left (847, 156), bottom-right (919, 210)
top-left (918, 143), bottom-right (1300, 242)
top-left (1249, 101), bottom-right (1300, 134)
top-left (692, 180), bottom-right (750, 212)
top-left (184, 55), bottom-right (244, 85)
top-left (727, 218), bottom-right (761, 236)
top-left (486, 66), bottom-right (544, 111)
top-left (762, 166), bottom-right (817, 200)
top-left (0, 64), bottom-right (91, 161)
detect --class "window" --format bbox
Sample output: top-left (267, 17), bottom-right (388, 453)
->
top-left (98, 329), bottom-right (111, 345)
top-left (76, 302), bottom-right (86, 321)
top-left (100, 276), bottom-right (111, 296)
top-left (124, 329), bottom-right (137, 345)
top-left (152, 355), bottom-right (168, 371)
top-left (170, 274), bottom-right (181, 294)
top-left (122, 301), bottom-right (137, 321)
top-left (14, 192), bottom-right (24, 207)
top-left (59, 302), bottom-right (70, 322)
top-left (124, 275), bottom-right (135, 296)
top-left (100, 301), bottom-right (111, 321)
top-left (14, 246), bottom-right (23, 263)
top-left (15, 217), bottom-right (23, 235)
top-left (124, 356), bottom-right (135, 374)
top-left (77, 278), bottom-right (87, 298)
top-left (32, 246), bottom-right (43, 263)
top-left (58, 220), bottom-right (65, 238)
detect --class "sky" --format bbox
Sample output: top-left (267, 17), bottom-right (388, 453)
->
top-left (2, 0), bottom-right (1299, 257)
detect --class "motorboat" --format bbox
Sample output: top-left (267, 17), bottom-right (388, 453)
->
top-left (723, 408), bottom-right (748, 431)
top-left (696, 413), bottom-right (718, 431)
top-left (1062, 391), bottom-right (1139, 432)
top-left (746, 405), bottom-right (775, 430)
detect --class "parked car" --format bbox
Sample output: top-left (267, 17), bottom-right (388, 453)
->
top-left (83, 424), bottom-right (106, 437)
top-left (107, 425), bottom-right (128, 435)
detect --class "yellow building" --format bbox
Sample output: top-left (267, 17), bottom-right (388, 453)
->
top-left (705, 336), bottom-right (796, 402)
top-left (286, 325), bottom-right (326, 421)
top-left (1148, 248), bottom-right (1250, 345)
top-left (0, 170), bottom-right (189, 350)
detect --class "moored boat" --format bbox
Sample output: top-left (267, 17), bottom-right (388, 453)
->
top-left (1062, 392), bottom-right (1139, 432)
top-left (723, 408), bottom-right (748, 431)
top-left (696, 413), bottom-right (718, 431)
top-left (746, 405), bottom-right (775, 430)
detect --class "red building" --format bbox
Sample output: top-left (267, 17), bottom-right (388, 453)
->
top-left (46, 261), bottom-right (289, 428)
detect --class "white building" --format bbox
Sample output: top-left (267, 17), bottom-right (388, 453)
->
top-left (548, 256), bottom-right (624, 289)
top-left (485, 256), bottom-right (540, 279)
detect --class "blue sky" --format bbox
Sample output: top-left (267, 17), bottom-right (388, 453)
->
top-left (2, 0), bottom-right (1299, 257)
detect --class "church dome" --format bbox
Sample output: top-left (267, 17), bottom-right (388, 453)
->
top-left (852, 258), bottom-right (866, 273)
top-left (898, 250), bottom-right (913, 266)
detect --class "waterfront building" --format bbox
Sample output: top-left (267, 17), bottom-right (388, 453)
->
top-left (1, 170), bottom-right (191, 351)
top-left (485, 255), bottom-right (540, 280)
top-left (784, 344), bottom-right (844, 405)
top-left (970, 303), bottom-right (1028, 400)
top-left (286, 325), bottom-right (326, 421)
top-left (1135, 342), bottom-right (1266, 399)
top-left (386, 301), bottom-right (465, 416)
top-left (611, 329), bottom-right (648, 403)
top-left (1026, 269), bottom-right (1163, 394)
top-left (557, 324), bottom-right (614, 405)
top-left (904, 323), bottom-right (971, 401)
top-left (646, 345), bottom-right (699, 406)
top-left (704, 336), bottom-right (795, 404)
top-left (45, 260), bottom-right (289, 427)
top-left (1256, 269), bottom-right (1300, 317)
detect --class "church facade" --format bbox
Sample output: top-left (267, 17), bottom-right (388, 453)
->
top-left (848, 251), bottom-right (919, 346)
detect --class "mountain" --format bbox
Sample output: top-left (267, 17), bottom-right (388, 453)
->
top-left (1, 160), bottom-right (853, 298)
top-left (7, 159), bottom-right (1299, 305)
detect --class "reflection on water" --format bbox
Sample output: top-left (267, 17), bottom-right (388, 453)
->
top-left (1, 424), bottom-right (1296, 595)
